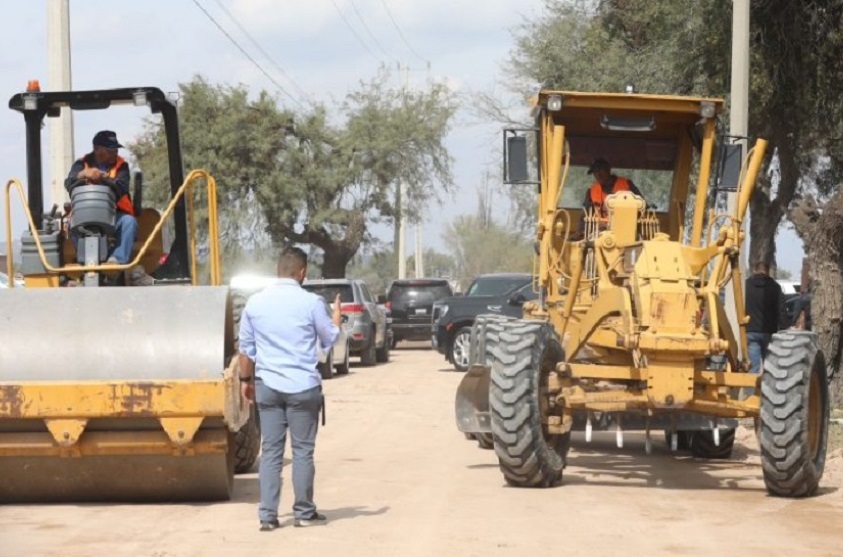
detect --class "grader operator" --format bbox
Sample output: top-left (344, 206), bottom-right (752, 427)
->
top-left (0, 84), bottom-right (258, 502)
top-left (456, 91), bottom-right (829, 497)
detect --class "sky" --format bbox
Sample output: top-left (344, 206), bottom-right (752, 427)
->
top-left (0, 0), bottom-right (805, 276)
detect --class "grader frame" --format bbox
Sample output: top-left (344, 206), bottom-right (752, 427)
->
top-left (456, 91), bottom-right (829, 497)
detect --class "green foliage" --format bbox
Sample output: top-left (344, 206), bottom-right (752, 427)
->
top-left (445, 214), bottom-right (533, 289)
top-left (129, 72), bottom-right (457, 278)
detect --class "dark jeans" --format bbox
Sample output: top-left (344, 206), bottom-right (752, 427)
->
top-left (255, 379), bottom-right (322, 522)
top-left (747, 331), bottom-right (772, 374)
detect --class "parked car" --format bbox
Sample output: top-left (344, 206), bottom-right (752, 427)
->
top-left (302, 278), bottom-right (390, 366)
top-left (228, 273), bottom-right (351, 379)
top-left (385, 278), bottom-right (453, 348)
top-left (432, 273), bottom-right (535, 371)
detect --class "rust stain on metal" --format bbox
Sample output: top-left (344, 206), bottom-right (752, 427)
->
top-left (110, 383), bottom-right (170, 416)
top-left (0, 385), bottom-right (25, 417)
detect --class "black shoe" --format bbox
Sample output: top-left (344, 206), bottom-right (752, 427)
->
top-left (294, 512), bottom-right (327, 527)
top-left (259, 519), bottom-right (281, 532)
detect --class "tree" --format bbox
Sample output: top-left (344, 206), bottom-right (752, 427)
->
top-left (131, 72), bottom-right (457, 278)
top-left (791, 193), bottom-right (843, 406)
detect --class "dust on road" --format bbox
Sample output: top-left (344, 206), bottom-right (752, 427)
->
top-left (2, 345), bottom-right (841, 557)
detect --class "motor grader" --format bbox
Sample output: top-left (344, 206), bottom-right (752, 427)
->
top-left (456, 90), bottom-right (830, 497)
top-left (0, 84), bottom-right (258, 502)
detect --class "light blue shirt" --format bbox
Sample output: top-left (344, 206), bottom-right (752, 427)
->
top-left (239, 278), bottom-right (340, 394)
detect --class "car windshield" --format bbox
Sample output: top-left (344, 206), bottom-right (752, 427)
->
top-left (303, 283), bottom-right (354, 303)
top-left (390, 283), bottom-right (452, 304)
top-left (466, 277), bottom-right (530, 297)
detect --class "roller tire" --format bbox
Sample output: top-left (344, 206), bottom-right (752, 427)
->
top-left (689, 428), bottom-right (736, 459)
top-left (234, 405), bottom-right (261, 474)
top-left (490, 320), bottom-right (569, 488)
top-left (759, 331), bottom-right (829, 498)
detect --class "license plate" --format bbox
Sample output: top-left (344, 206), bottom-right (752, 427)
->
top-left (415, 308), bottom-right (428, 315)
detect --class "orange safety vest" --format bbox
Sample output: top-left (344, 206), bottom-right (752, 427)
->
top-left (588, 176), bottom-right (631, 218)
top-left (83, 155), bottom-right (134, 216)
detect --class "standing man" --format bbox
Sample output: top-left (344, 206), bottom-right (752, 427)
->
top-left (239, 246), bottom-right (342, 531)
top-left (744, 261), bottom-right (786, 373)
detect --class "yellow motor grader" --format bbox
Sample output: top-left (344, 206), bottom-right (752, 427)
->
top-left (0, 85), bottom-right (258, 502)
top-left (456, 91), bottom-right (829, 497)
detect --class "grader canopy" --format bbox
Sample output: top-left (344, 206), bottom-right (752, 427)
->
top-left (457, 91), bottom-right (830, 497)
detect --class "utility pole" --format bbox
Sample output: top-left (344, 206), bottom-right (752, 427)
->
top-left (396, 64), bottom-right (409, 279)
top-left (726, 0), bottom-right (750, 356)
top-left (47, 0), bottom-right (74, 208)
top-left (414, 223), bottom-right (424, 278)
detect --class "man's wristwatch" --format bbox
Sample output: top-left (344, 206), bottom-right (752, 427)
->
top-left (239, 375), bottom-right (254, 383)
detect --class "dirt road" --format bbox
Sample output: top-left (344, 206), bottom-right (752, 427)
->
top-left (2, 345), bottom-right (842, 557)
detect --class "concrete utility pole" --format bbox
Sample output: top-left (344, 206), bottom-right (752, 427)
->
top-left (726, 0), bottom-right (750, 356)
top-left (414, 223), bottom-right (424, 278)
top-left (396, 64), bottom-right (410, 279)
top-left (47, 0), bottom-right (75, 207)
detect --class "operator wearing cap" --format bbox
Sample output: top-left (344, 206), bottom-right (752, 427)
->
top-left (65, 130), bottom-right (153, 285)
top-left (582, 157), bottom-right (645, 218)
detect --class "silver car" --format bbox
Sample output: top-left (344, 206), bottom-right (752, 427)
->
top-left (302, 278), bottom-right (390, 366)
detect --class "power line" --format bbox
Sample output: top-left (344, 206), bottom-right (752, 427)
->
top-left (378, 0), bottom-right (428, 65)
top-left (190, 0), bottom-right (305, 110)
top-left (328, 0), bottom-right (382, 64)
top-left (348, 0), bottom-right (399, 64)
top-left (210, 0), bottom-right (311, 103)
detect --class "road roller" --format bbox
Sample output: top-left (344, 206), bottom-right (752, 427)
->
top-left (0, 85), bottom-right (258, 502)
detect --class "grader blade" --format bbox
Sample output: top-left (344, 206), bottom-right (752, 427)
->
top-left (0, 286), bottom-right (248, 503)
top-left (455, 364), bottom-right (492, 434)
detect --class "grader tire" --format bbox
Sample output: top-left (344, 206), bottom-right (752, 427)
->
top-left (689, 428), bottom-right (736, 459)
top-left (469, 314), bottom-right (515, 368)
top-left (490, 320), bottom-right (569, 487)
top-left (760, 331), bottom-right (829, 497)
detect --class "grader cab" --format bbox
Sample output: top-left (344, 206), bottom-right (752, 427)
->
top-left (456, 91), bottom-right (830, 497)
top-left (0, 85), bottom-right (257, 502)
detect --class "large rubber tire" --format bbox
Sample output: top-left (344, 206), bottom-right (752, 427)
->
top-left (450, 326), bottom-right (472, 371)
top-left (376, 333), bottom-right (390, 363)
top-left (469, 314), bottom-right (515, 368)
top-left (689, 428), bottom-right (736, 459)
top-left (490, 320), bottom-right (569, 487)
top-left (760, 331), bottom-right (829, 497)
top-left (360, 331), bottom-right (377, 367)
top-left (234, 404), bottom-right (260, 473)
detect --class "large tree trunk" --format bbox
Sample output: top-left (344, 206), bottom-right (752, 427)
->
top-left (790, 193), bottom-right (843, 408)
top-left (320, 245), bottom-right (354, 278)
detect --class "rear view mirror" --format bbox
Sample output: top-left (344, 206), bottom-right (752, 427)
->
top-left (508, 293), bottom-right (526, 306)
top-left (506, 135), bottom-right (529, 183)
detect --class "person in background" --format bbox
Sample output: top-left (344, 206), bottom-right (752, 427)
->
top-left (744, 261), bottom-right (787, 373)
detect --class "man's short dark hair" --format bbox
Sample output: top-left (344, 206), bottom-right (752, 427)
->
top-left (277, 246), bottom-right (308, 277)
top-left (753, 260), bottom-right (770, 273)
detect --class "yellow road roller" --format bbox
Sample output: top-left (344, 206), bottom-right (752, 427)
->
top-left (0, 85), bottom-right (258, 502)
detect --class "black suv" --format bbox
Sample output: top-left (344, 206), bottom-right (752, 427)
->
top-left (432, 273), bottom-right (535, 371)
top-left (386, 278), bottom-right (453, 347)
